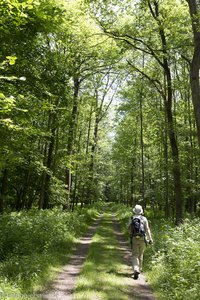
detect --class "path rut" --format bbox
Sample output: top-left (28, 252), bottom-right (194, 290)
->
top-left (42, 214), bottom-right (156, 300)
top-left (42, 217), bottom-right (102, 300)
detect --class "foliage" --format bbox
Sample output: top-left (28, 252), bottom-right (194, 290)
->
top-left (0, 204), bottom-right (102, 298)
top-left (148, 218), bottom-right (200, 300)
top-left (115, 204), bottom-right (200, 300)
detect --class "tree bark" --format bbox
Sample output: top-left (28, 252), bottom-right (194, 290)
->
top-left (65, 77), bottom-right (80, 208)
top-left (139, 93), bottom-right (145, 202)
top-left (149, 0), bottom-right (183, 223)
top-left (42, 121), bottom-right (56, 209)
top-left (187, 0), bottom-right (200, 148)
top-left (39, 99), bottom-right (58, 209)
top-left (0, 169), bottom-right (8, 213)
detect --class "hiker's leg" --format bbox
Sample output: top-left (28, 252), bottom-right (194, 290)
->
top-left (131, 239), bottom-right (140, 273)
top-left (138, 241), bottom-right (145, 271)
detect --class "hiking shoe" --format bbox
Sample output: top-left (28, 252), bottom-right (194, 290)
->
top-left (133, 271), bottom-right (140, 280)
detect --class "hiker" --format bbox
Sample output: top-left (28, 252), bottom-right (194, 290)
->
top-left (128, 204), bottom-right (153, 279)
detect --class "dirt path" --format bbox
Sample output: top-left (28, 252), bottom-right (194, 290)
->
top-left (113, 217), bottom-right (156, 300)
top-left (42, 214), bottom-right (156, 300)
top-left (42, 216), bottom-right (102, 300)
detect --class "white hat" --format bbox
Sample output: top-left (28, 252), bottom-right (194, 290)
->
top-left (133, 204), bottom-right (143, 215)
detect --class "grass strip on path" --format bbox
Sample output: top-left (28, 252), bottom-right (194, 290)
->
top-left (73, 212), bottom-right (132, 300)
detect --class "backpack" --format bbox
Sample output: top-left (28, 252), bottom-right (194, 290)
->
top-left (130, 216), bottom-right (145, 238)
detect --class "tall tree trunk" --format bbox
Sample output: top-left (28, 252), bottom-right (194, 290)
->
top-left (43, 121), bottom-right (56, 209)
top-left (163, 114), bottom-right (170, 218)
top-left (65, 77), bottom-right (80, 208)
top-left (161, 83), bottom-right (170, 218)
top-left (88, 114), bottom-right (99, 205)
top-left (139, 92), bottom-right (145, 202)
top-left (86, 106), bottom-right (93, 155)
top-left (71, 129), bottom-right (82, 210)
top-left (0, 169), bottom-right (8, 213)
top-left (130, 158), bottom-right (135, 207)
top-left (39, 100), bottom-right (58, 209)
top-left (149, 0), bottom-right (183, 223)
top-left (187, 0), bottom-right (200, 148)
top-left (163, 57), bottom-right (183, 224)
top-left (39, 112), bottom-right (51, 209)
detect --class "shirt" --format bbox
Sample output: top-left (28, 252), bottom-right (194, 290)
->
top-left (128, 214), bottom-right (152, 241)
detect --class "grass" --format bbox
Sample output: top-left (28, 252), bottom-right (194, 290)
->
top-left (146, 218), bottom-right (200, 300)
top-left (0, 204), bottom-right (103, 300)
top-left (5, 202), bottom-right (199, 300)
top-left (114, 203), bottom-right (200, 300)
top-left (73, 212), bottom-right (133, 300)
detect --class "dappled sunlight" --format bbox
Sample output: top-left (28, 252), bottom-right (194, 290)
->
top-left (73, 213), bottom-right (131, 300)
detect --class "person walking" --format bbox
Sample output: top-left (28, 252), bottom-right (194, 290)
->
top-left (128, 204), bottom-right (153, 279)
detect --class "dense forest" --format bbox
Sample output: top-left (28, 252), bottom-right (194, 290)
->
top-left (1, 1), bottom-right (200, 299)
top-left (1, 0), bottom-right (200, 223)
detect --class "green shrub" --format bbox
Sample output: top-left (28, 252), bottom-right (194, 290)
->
top-left (0, 204), bottom-right (102, 298)
top-left (113, 204), bottom-right (200, 300)
top-left (149, 218), bottom-right (200, 300)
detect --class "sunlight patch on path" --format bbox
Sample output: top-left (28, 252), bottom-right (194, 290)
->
top-left (42, 216), bottom-right (102, 300)
top-left (73, 214), bottom-right (131, 300)
top-left (113, 215), bottom-right (157, 300)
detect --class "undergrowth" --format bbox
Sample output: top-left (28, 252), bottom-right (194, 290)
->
top-left (114, 204), bottom-right (200, 300)
top-left (0, 203), bottom-right (103, 299)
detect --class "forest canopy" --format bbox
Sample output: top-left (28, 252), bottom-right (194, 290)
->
top-left (0, 0), bottom-right (200, 224)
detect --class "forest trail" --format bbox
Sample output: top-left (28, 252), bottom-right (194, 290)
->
top-left (42, 214), bottom-right (156, 300)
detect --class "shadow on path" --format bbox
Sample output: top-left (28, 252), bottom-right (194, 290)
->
top-left (42, 216), bottom-right (102, 300)
top-left (41, 214), bottom-right (157, 300)
top-left (113, 217), bottom-right (157, 300)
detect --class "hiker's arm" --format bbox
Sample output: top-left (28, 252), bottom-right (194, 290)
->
top-left (144, 219), bottom-right (153, 242)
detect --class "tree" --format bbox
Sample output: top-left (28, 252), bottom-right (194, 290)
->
top-left (186, 0), bottom-right (200, 148)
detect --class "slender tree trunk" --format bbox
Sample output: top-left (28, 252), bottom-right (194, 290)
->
top-left (187, 0), bottom-right (200, 148)
top-left (71, 129), bottom-right (82, 210)
top-left (86, 106), bottom-right (93, 155)
top-left (71, 172), bottom-right (78, 211)
top-left (43, 122), bottom-right (56, 209)
top-left (139, 94), bottom-right (145, 202)
top-left (39, 100), bottom-right (58, 209)
top-left (0, 169), bottom-right (8, 213)
top-left (150, 0), bottom-right (183, 223)
top-left (164, 67), bottom-right (183, 224)
top-left (130, 158), bottom-right (135, 207)
top-left (163, 118), bottom-right (170, 218)
top-left (87, 115), bottom-right (99, 205)
top-left (88, 90), bottom-right (101, 203)
top-left (16, 188), bottom-right (23, 211)
top-left (65, 77), bottom-right (80, 207)
top-left (120, 175), bottom-right (123, 203)
top-left (39, 113), bottom-right (51, 209)
top-left (21, 168), bottom-right (31, 209)
top-left (160, 81), bottom-right (170, 218)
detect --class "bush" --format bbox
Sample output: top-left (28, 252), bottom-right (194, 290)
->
top-left (113, 204), bottom-right (200, 300)
top-left (0, 204), bottom-right (102, 297)
top-left (149, 218), bottom-right (200, 300)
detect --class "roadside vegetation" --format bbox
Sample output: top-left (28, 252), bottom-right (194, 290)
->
top-left (0, 203), bottom-right (200, 300)
top-left (0, 204), bottom-right (102, 300)
top-left (115, 204), bottom-right (200, 300)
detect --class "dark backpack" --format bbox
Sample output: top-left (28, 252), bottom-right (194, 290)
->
top-left (130, 216), bottom-right (145, 237)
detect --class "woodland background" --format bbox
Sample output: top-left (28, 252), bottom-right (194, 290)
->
top-left (1, 0), bottom-right (200, 222)
top-left (0, 1), bottom-right (200, 299)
